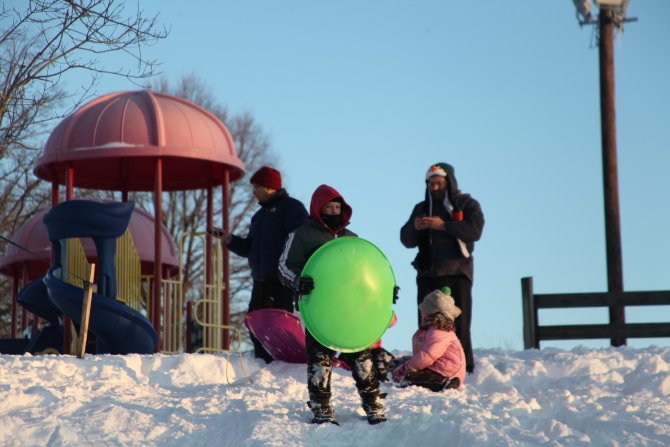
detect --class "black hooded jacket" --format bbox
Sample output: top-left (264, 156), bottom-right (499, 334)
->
top-left (227, 189), bottom-right (308, 281)
top-left (400, 164), bottom-right (484, 281)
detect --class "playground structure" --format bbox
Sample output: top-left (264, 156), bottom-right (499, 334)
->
top-left (0, 90), bottom-right (246, 356)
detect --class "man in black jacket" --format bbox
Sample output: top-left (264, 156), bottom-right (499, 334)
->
top-left (400, 162), bottom-right (484, 374)
top-left (210, 166), bottom-right (308, 363)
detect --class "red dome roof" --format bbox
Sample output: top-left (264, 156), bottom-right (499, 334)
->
top-left (0, 205), bottom-right (179, 280)
top-left (33, 90), bottom-right (245, 191)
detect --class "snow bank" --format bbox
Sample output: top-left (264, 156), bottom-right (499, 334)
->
top-left (1, 347), bottom-right (669, 446)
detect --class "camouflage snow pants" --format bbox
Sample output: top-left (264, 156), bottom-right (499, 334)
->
top-left (305, 331), bottom-right (380, 405)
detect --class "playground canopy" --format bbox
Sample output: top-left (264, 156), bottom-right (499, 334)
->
top-left (33, 90), bottom-right (245, 191)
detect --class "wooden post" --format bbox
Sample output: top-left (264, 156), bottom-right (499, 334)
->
top-left (521, 277), bottom-right (538, 349)
top-left (598, 9), bottom-right (626, 346)
top-left (77, 263), bottom-right (96, 359)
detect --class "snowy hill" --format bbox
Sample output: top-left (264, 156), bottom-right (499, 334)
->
top-left (1, 347), bottom-right (669, 446)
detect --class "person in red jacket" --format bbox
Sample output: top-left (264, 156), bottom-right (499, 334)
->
top-left (390, 287), bottom-right (466, 391)
top-left (278, 184), bottom-right (387, 425)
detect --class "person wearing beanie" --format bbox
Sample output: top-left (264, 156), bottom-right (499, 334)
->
top-left (400, 162), bottom-right (484, 374)
top-left (389, 287), bottom-right (466, 391)
top-left (278, 185), bottom-right (387, 426)
top-left (249, 166), bottom-right (282, 191)
top-left (419, 287), bottom-right (462, 321)
top-left (208, 165), bottom-right (308, 363)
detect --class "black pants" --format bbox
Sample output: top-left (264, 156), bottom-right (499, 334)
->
top-left (305, 330), bottom-right (379, 404)
top-left (417, 275), bottom-right (474, 373)
top-left (404, 368), bottom-right (460, 392)
top-left (247, 278), bottom-right (295, 362)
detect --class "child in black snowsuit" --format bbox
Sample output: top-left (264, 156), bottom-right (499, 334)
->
top-left (278, 184), bottom-right (386, 425)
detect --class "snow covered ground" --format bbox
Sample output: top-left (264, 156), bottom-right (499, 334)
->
top-left (1, 346), bottom-right (669, 446)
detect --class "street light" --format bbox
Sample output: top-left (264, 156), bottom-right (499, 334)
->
top-left (573, 0), bottom-right (633, 30)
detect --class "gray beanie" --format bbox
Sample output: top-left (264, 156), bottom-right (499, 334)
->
top-left (419, 288), bottom-right (462, 321)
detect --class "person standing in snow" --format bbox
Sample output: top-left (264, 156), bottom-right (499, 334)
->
top-left (389, 287), bottom-right (466, 391)
top-left (209, 166), bottom-right (308, 363)
top-left (400, 162), bottom-right (484, 374)
top-left (278, 184), bottom-right (387, 425)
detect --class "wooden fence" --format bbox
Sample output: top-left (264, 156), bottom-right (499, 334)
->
top-left (521, 276), bottom-right (670, 349)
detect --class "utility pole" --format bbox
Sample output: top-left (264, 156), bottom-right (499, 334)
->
top-left (598, 8), bottom-right (625, 346)
top-left (573, 0), bottom-right (636, 346)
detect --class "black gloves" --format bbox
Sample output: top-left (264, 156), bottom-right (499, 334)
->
top-left (393, 285), bottom-right (400, 304)
top-left (298, 276), bottom-right (314, 296)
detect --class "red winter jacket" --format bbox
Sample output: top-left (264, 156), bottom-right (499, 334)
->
top-left (406, 326), bottom-right (466, 387)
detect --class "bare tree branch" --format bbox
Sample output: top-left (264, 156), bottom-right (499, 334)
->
top-left (0, 0), bottom-right (169, 159)
top-left (0, 0), bottom-right (167, 336)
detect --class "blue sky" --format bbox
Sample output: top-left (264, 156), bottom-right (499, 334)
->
top-left (56, 1), bottom-right (670, 352)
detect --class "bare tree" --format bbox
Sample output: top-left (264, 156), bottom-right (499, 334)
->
top-left (0, 0), bottom-right (167, 336)
top-left (0, 0), bottom-right (168, 159)
top-left (145, 74), bottom-right (277, 339)
top-left (0, 147), bottom-right (51, 337)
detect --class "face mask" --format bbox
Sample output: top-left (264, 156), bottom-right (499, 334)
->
top-left (320, 213), bottom-right (342, 230)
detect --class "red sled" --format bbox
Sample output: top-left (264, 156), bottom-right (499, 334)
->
top-left (244, 309), bottom-right (350, 370)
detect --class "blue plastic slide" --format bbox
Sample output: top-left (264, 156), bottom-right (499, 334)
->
top-left (41, 200), bottom-right (157, 355)
top-left (14, 277), bottom-right (64, 354)
top-left (17, 278), bottom-right (61, 325)
top-left (44, 267), bottom-right (156, 354)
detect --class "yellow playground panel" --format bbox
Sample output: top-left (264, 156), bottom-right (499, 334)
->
top-left (183, 233), bottom-right (242, 355)
top-left (63, 229), bottom-right (241, 355)
top-left (64, 230), bottom-right (142, 313)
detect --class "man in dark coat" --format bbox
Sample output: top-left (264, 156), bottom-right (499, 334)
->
top-left (210, 166), bottom-right (308, 363)
top-left (400, 162), bottom-right (484, 374)
top-left (278, 184), bottom-right (386, 425)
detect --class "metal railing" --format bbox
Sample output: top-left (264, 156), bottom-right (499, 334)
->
top-left (188, 233), bottom-right (242, 354)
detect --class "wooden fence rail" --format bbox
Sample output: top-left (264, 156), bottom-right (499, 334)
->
top-left (521, 276), bottom-right (670, 349)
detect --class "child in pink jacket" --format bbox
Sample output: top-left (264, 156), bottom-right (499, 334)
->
top-left (390, 287), bottom-right (466, 391)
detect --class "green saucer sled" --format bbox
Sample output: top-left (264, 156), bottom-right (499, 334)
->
top-left (299, 236), bottom-right (396, 353)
